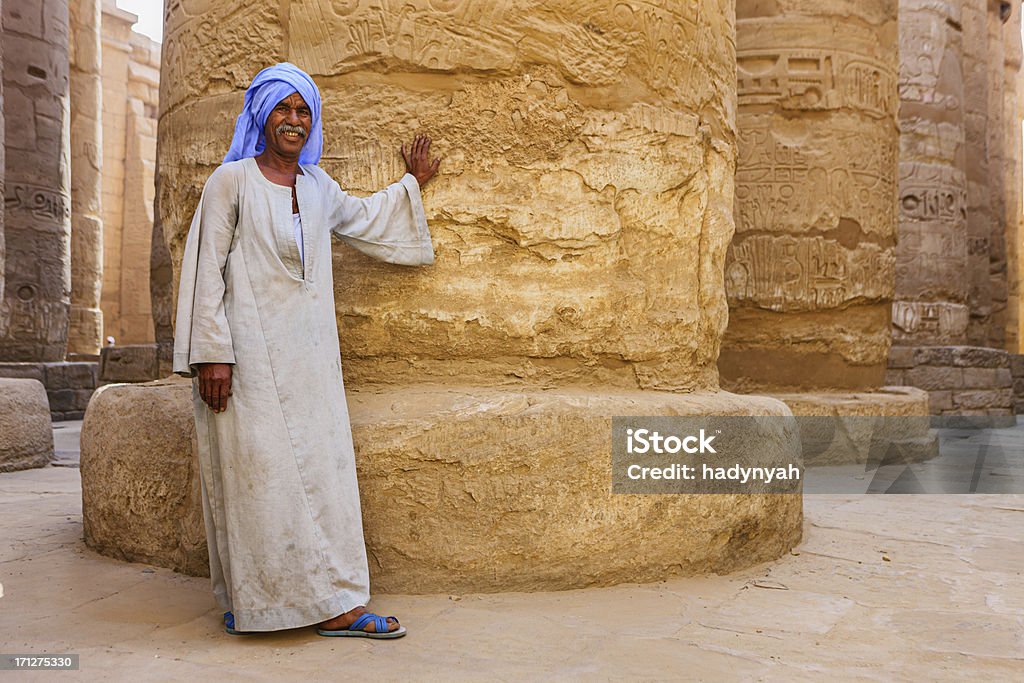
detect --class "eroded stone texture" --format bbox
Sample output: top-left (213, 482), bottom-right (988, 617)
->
top-left (150, 0), bottom-right (804, 589)
top-left (893, 0), bottom-right (969, 345)
top-left (67, 0), bottom-right (103, 354)
top-left (81, 381), bottom-right (803, 592)
top-left (162, 0), bottom-right (738, 392)
top-left (722, 1), bottom-right (899, 390)
top-left (0, 0), bottom-right (72, 361)
top-left (81, 378), bottom-right (207, 576)
top-left (0, 377), bottom-right (53, 471)
top-left (0, 0), bottom-right (5, 306)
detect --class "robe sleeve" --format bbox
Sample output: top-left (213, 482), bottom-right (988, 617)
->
top-left (172, 164), bottom-right (240, 378)
top-left (326, 172), bottom-right (435, 266)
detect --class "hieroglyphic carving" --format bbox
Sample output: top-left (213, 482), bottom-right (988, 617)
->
top-left (4, 183), bottom-right (71, 222)
top-left (892, 301), bottom-right (969, 341)
top-left (726, 235), bottom-right (893, 311)
top-left (735, 121), bottom-right (896, 238)
top-left (738, 49), bottom-right (897, 117)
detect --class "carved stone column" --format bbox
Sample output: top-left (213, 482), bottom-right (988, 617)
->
top-left (985, 1), bottom-right (1009, 348)
top-left (723, 1), bottom-right (900, 391)
top-left (115, 0), bottom-right (805, 591)
top-left (0, 0), bottom-right (72, 361)
top-left (963, 0), bottom-right (994, 345)
top-left (892, 0), bottom-right (969, 346)
top-left (68, 0), bottom-right (104, 355)
top-left (1001, 1), bottom-right (1021, 351)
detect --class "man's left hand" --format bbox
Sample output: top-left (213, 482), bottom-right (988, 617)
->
top-left (401, 134), bottom-right (441, 187)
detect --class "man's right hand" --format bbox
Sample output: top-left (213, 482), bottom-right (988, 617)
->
top-left (197, 363), bottom-right (233, 413)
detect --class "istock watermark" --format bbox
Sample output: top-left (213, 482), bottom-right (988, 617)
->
top-left (611, 415), bottom-right (1024, 494)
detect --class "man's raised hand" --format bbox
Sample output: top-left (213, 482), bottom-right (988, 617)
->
top-left (401, 134), bottom-right (441, 188)
top-left (197, 363), bottom-right (233, 413)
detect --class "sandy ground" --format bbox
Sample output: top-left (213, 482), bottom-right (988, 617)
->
top-left (1, 421), bottom-right (1022, 681)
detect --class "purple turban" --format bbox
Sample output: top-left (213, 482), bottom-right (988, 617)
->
top-left (223, 62), bottom-right (323, 165)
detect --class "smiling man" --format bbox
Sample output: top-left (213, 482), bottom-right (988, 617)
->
top-left (172, 62), bottom-right (439, 638)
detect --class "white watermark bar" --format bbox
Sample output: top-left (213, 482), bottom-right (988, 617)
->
top-left (0, 654), bottom-right (80, 670)
top-left (612, 416), bottom-right (1024, 494)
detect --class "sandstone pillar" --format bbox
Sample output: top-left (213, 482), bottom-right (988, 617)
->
top-left (0, 0), bottom-right (5, 306)
top-left (67, 0), bottom-right (103, 355)
top-left (139, 0), bottom-right (803, 591)
top-left (722, 1), bottom-right (900, 391)
top-left (985, 1), bottom-right (1009, 348)
top-left (892, 0), bottom-right (969, 346)
top-left (1001, 1), bottom-right (1021, 352)
top-left (0, 0), bottom-right (72, 361)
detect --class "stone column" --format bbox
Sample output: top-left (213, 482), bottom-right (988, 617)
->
top-left (1001, 1), bottom-right (1021, 352)
top-left (0, 0), bottom-right (72, 361)
top-left (985, 1), bottom-right (1009, 348)
top-left (721, 1), bottom-right (900, 390)
top-left (141, 0), bottom-right (803, 591)
top-left (0, 0), bottom-right (5, 306)
top-left (67, 0), bottom-right (103, 355)
top-left (963, 0), bottom-right (994, 345)
top-left (892, 0), bottom-right (969, 346)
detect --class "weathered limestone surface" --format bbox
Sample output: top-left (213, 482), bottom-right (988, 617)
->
top-left (67, 0), bottom-right (104, 354)
top-left (1011, 353), bottom-right (1024, 414)
top-left (81, 381), bottom-right (802, 592)
top-left (162, 0), bottom-right (738, 392)
top-left (893, 0), bottom-right (968, 345)
top-left (0, 0), bottom-right (72, 361)
top-left (0, 377), bottom-right (54, 471)
top-left (722, 0), bottom-right (899, 390)
top-left (81, 379), bottom-right (207, 576)
top-left (99, 2), bottom-right (160, 345)
top-left (145, 0), bottom-right (804, 589)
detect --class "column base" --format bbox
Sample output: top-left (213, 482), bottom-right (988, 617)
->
top-left (81, 381), bottom-right (804, 593)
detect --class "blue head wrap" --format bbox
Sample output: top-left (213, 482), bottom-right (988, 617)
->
top-left (223, 62), bottom-right (323, 165)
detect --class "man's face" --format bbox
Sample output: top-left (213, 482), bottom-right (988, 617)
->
top-left (264, 92), bottom-right (311, 157)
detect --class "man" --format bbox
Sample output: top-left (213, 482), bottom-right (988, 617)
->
top-left (173, 62), bottom-right (439, 638)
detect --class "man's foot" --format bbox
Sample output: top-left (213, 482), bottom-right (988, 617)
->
top-left (318, 605), bottom-right (401, 634)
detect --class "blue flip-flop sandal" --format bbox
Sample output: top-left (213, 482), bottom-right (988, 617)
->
top-left (317, 612), bottom-right (406, 639)
top-left (223, 611), bottom-right (253, 636)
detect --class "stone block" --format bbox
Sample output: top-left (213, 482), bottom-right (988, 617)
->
top-left (0, 363), bottom-right (46, 383)
top-left (951, 389), bottom-right (1014, 410)
top-left (905, 366), bottom-right (963, 391)
top-left (81, 379), bottom-right (207, 576)
top-left (1010, 354), bottom-right (1024, 377)
top-left (994, 368), bottom-right (1013, 388)
top-left (1014, 378), bottom-right (1024, 395)
top-left (47, 389), bottom-right (78, 412)
top-left (885, 369), bottom-right (905, 385)
top-left (929, 390), bottom-right (953, 412)
top-left (888, 347), bottom-right (916, 369)
top-left (81, 382), bottom-right (804, 592)
top-left (913, 346), bottom-right (955, 366)
top-left (962, 367), bottom-right (1001, 389)
top-left (951, 346), bottom-right (1009, 368)
top-left (99, 344), bottom-right (160, 383)
top-left (0, 379), bottom-right (54, 472)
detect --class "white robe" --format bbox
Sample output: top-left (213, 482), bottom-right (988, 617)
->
top-left (172, 156), bottom-right (433, 631)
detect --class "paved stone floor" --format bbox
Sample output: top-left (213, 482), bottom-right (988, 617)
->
top-left (1, 421), bottom-right (1022, 681)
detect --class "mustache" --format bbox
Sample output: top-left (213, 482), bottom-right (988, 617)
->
top-left (275, 123), bottom-right (307, 138)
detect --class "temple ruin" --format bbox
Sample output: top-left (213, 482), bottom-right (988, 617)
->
top-left (1, 0), bottom-right (1023, 591)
